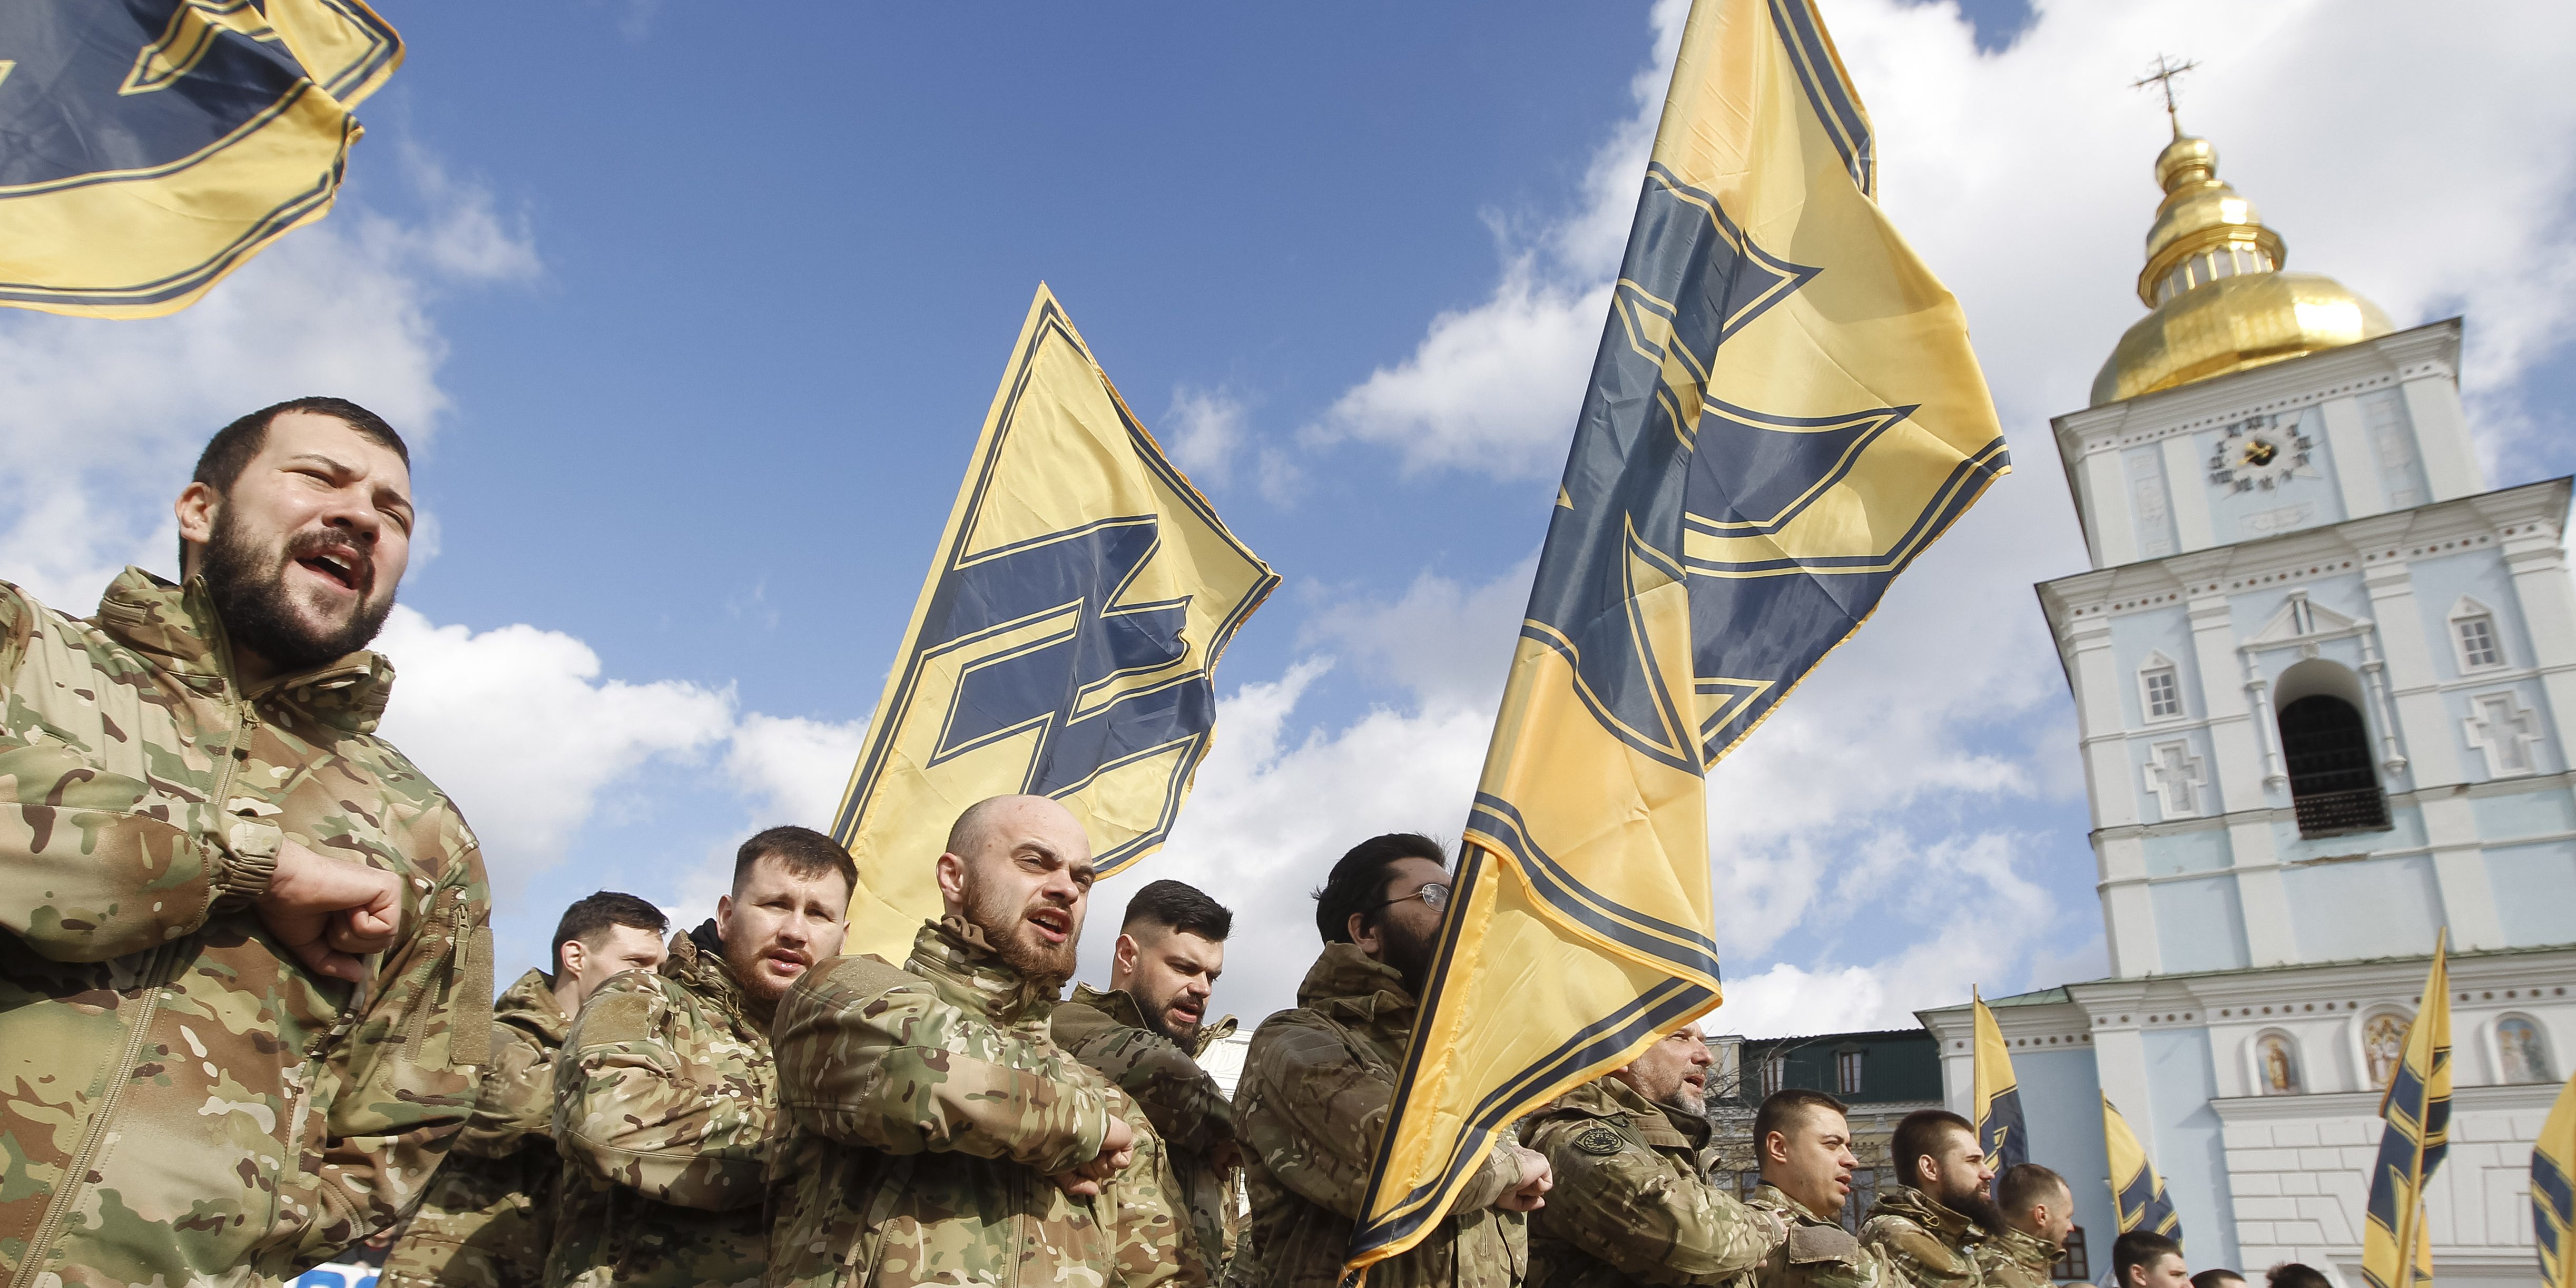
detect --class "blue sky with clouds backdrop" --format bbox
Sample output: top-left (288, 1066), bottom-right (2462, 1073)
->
top-left (6, 0), bottom-right (2575, 1034)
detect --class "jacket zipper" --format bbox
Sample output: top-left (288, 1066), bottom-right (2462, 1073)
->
top-left (11, 690), bottom-right (262, 1285)
top-left (9, 945), bottom-right (173, 1288)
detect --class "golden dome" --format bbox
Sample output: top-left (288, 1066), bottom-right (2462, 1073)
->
top-left (2092, 132), bottom-right (2393, 406)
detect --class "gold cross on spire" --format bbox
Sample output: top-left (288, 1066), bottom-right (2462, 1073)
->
top-left (2132, 53), bottom-right (2199, 139)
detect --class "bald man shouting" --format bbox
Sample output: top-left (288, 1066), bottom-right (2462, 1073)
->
top-left (765, 796), bottom-right (1191, 1287)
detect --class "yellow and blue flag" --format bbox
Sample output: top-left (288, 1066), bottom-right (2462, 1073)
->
top-left (1346, 0), bottom-right (2007, 1271)
top-left (0, 0), bottom-right (400, 318)
top-left (2364, 931), bottom-right (2451, 1288)
top-left (831, 286), bottom-right (1279, 961)
top-left (1974, 989), bottom-right (2029, 1173)
top-left (2537, 1066), bottom-right (2576, 1288)
top-left (2104, 1096), bottom-right (2182, 1246)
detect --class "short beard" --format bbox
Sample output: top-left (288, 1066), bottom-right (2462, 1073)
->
top-left (967, 879), bottom-right (1078, 983)
top-left (200, 509), bottom-right (393, 674)
top-left (1941, 1176), bottom-right (2001, 1229)
top-left (1376, 916), bottom-right (1440, 998)
top-left (1131, 981), bottom-right (1199, 1045)
top-left (1659, 1087), bottom-right (1706, 1118)
top-left (723, 937), bottom-right (791, 1015)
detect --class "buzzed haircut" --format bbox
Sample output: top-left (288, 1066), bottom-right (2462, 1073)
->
top-left (184, 396), bottom-right (409, 569)
top-left (2113, 1231), bottom-right (2184, 1284)
top-left (1890, 1108), bottom-right (1976, 1189)
top-left (1123, 879), bottom-right (1233, 941)
top-left (1754, 1088), bottom-right (1848, 1158)
top-left (1997, 1162), bottom-right (2070, 1216)
top-left (550, 891), bottom-right (667, 967)
top-left (1313, 832), bottom-right (1444, 943)
top-left (2193, 1271), bottom-right (2248, 1288)
top-left (2263, 1266), bottom-right (2328, 1288)
top-left (734, 824), bottom-right (858, 899)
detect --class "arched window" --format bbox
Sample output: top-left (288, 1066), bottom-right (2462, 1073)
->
top-left (2496, 1015), bottom-right (2557, 1083)
top-left (2279, 694), bottom-right (2390, 835)
top-left (2361, 1010), bottom-right (2411, 1089)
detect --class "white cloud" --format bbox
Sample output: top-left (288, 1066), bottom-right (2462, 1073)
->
top-left (1163, 386), bottom-right (1248, 488)
top-left (724, 711), bottom-right (872, 828)
top-left (372, 609), bottom-right (737, 893)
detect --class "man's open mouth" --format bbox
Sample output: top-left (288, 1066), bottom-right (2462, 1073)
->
top-left (1027, 907), bottom-right (1071, 945)
top-left (763, 950), bottom-right (809, 976)
top-left (292, 543), bottom-right (367, 595)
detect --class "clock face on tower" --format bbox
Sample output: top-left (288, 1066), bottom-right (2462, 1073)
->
top-left (2208, 413), bottom-right (2313, 494)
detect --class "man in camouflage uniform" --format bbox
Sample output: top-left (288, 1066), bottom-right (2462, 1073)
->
top-left (1051, 878), bottom-right (1244, 1280)
top-left (550, 828), bottom-right (853, 1287)
top-left (1859, 1110), bottom-right (1993, 1288)
top-left (1522, 1022), bottom-right (1786, 1287)
top-left (766, 794), bottom-right (1189, 1287)
top-left (382, 892), bottom-right (670, 1288)
top-left (1228, 833), bottom-right (1552, 1288)
top-left (1742, 1089), bottom-right (1909, 1288)
top-left (1973, 1164), bottom-right (2071, 1288)
top-left (1, 398), bottom-right (491, 1287)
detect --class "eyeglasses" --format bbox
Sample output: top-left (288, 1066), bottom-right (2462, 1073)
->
top-left (1371, 882), bottom-right (1451, 913)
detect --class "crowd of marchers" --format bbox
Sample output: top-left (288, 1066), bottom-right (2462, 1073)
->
top-left (0, 398), bottom-right (2345, 1288)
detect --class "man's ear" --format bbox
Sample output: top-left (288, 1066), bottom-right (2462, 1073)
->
top-left (935, 852), bottom-right (968, 907)
top-left (174, 481), bottom-right (218, 577)
top-left (1348, 910), bottom-right (1377, 953)
top-left (558, 938), bottom-right (585, 979)
top-left (1113, 932), bottom-right (1141, 976)
top-left (1761, 1129), bottom-right (1786, 1167)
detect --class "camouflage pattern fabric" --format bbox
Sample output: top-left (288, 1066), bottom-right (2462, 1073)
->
top-left (1051, 981), bottom-right (1241, 1276)
top-left (1521, 1076), bottom-right (1783, 1288)
top-left (1744, 1185), bottom-right (1909, 1288)
top-left (1225, 943), bottom-right (1527, 1288)
top-left (0, 569), bottom-right (492, 1288)
top-left (1968, 1226), bottom-right (2053, 1288)
top-left (549, 922), bottom-right (772, 1288)
top-left (382, 968), bottom-right (573, 1288)
top-left (1859, 1188), bottom-right (1984, 1288)
top-left (765, 918), bottom-right (1193, 1288)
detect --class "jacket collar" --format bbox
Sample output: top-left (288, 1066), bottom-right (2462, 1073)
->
top-left (1992, 1225), bottom-right (2059, 1270)
top-left (906, 917), bottom-right (1060, 1024)
top-left (1876, 1185), bottom-right (1987, 1243)
top-left (95, 566), bottom-right (395, 732)
top-left (494, 967), bottom-right (574, 1045)
top-left (663, 920), bottom-right (760, 1032)
top-left (1296, 942), bottom-right (1415, 1028)
top-left (1752, 1183), bottom-right (1837, 1225)
top-left (1541, 1076), bottom-right (1710, 1153)
top-left (1065, 981), bottom-right (1240, 1056)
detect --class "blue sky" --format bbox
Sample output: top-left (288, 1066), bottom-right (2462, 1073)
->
top-left (5, 0), bottom-right (2573, 1033)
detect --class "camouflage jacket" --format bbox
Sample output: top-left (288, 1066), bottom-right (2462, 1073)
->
top-left (382, 968), bottom-right (572, 1288)
top-left (1742, 1186), bottom-right (1904, 1288)
top-left (1859, 1188), bottom-right (1984, 1288)
top-left (1226, 943), bottom-right (1527, 1288)
top-left (0, 570), bottom-right (491, 1288)
top-left (550, 922), bottom-right (773, 1288)
top-left (765, 918), bottom-right (1191, 1288)
top-left (1051, 981), bottom-right (1241, 1276)
top-left (1968, 1227), bottom-right (2053, 1288)
top-left (1522, 1078), bottom-right (1782, 1288)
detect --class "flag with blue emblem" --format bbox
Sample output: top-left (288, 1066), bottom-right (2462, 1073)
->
top-left (2537, 1065), bottom-right (2576, 1288)
top-left (0, 0), bottom-right (400, 318)
top-left (2364, 931), bottom-right (2451, 1288)
top-left (2103, 1096), bottom-right (2182, 1247)
top-left (831, 285), bottom-right (1279, 961)
top-left (1974, 989), bottom-right (2029, 1173)
top-left (1346, 0), bottom-right (2007, 1271)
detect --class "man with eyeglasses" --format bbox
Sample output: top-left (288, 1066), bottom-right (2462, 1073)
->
top-left (1225, 833), bottom-right (1552, 1288)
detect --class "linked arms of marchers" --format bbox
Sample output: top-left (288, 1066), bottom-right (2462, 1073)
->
top-left (772, 955), bottom-right (1110, 1172)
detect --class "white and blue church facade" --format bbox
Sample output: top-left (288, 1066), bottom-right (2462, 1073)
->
top-left (1918, 127), bottom-right (2576, 1286)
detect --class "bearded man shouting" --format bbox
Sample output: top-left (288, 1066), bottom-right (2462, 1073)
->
top-left (766, 794), bottom-right (1191, 1287)
top-left (1, 398), bottom-right (490, 1287)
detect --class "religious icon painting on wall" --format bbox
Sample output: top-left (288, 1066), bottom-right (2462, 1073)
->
top-left (2363, 1012), bottom-right (2409, 1089)
top-left (2258, 1033), bottom-right (2302, 1094)
top-left (2496, 1016), bottom-right (2553, 1084)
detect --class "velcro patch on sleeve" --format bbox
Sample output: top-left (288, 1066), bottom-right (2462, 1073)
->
top-left (1786, 1224), bottom-right (1861, 1264)
top-left (1573, 1125), bottom-right (1625, 1156)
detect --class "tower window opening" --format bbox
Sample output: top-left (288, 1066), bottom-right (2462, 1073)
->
top-left (2144, 666), bottom-right (2183, 719)
top-left (1836, 1048), bottom-right (1865, 1095)
top-left (2456, 614), bottom-right (2503, 669)
top-left (2279, 694), bottom-right (2389, 836)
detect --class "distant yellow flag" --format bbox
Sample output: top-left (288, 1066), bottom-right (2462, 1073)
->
top-left (2536, 1067), bottom-right (2575, 1288)
top-left (1973, 990), bottom-right (2028, 1172)
top-left (2104, 1096), bottom-right (2181, 1245)
top-left (0, 1), bottom-right (401, 318)
top-left (1345, 0), bottom-right (2007, 1271)
top-left (830, 286), bottom-right (1278, 961)
top-left (2364, 932), bottom-right (2451, 1288)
